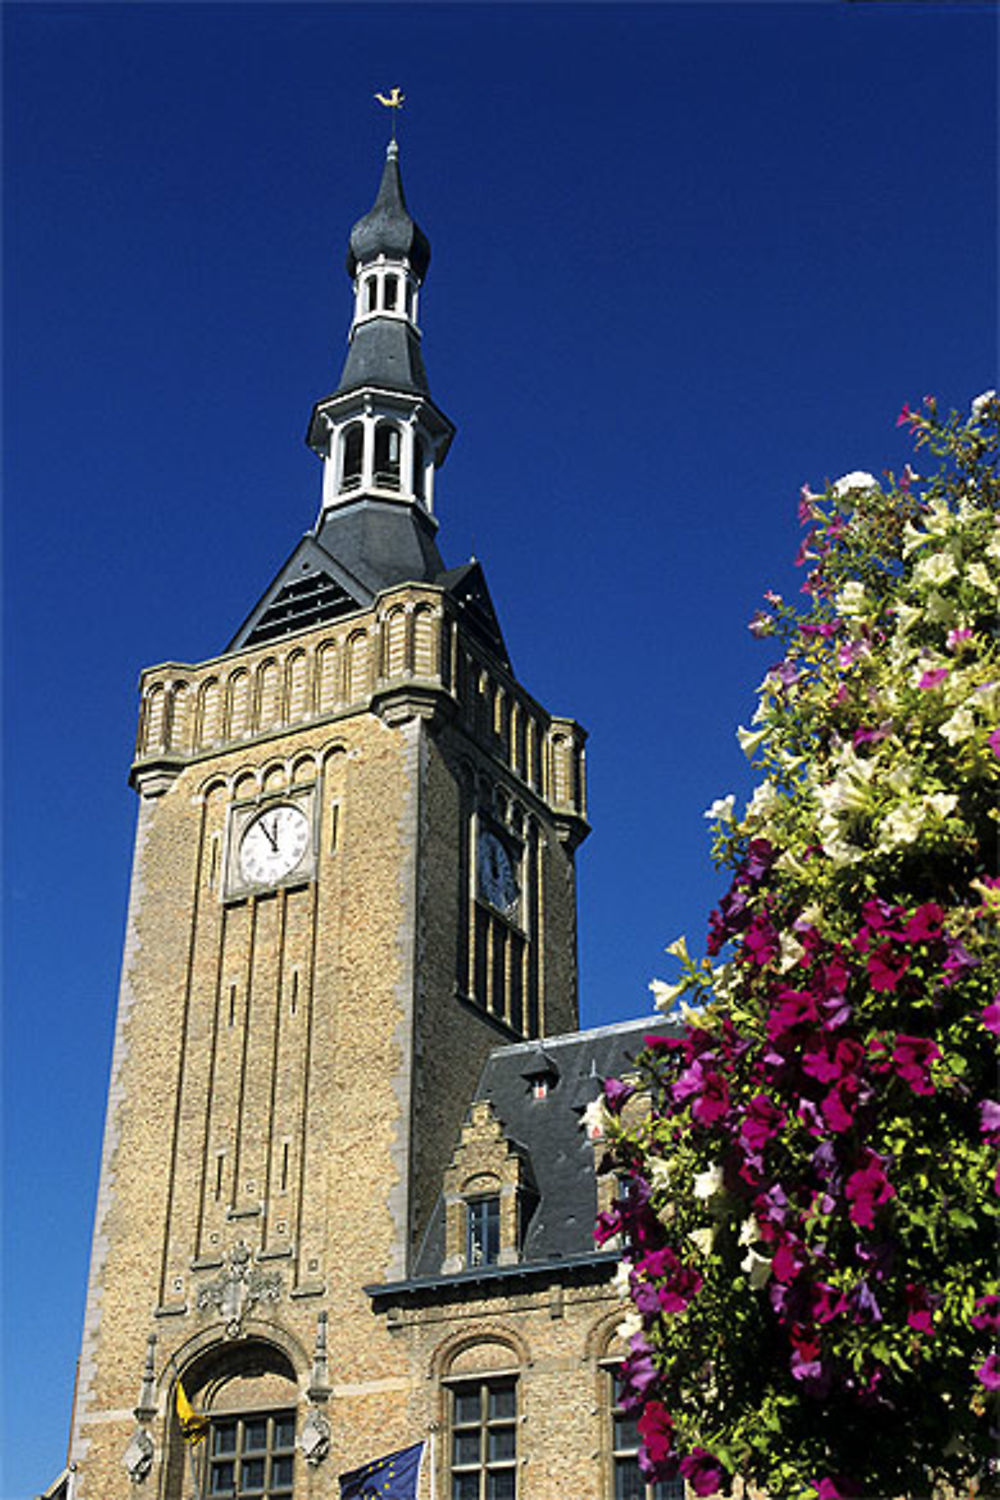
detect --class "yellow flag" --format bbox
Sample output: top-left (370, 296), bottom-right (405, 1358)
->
top-left (176, 1379), bottom-right (210, 1445)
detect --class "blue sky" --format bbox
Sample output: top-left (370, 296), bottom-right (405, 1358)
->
top-left (3, 2), bottom-right (996, 1492)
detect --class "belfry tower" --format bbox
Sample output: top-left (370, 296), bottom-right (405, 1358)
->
top-left (66, 143), bottom-right (589, 1495)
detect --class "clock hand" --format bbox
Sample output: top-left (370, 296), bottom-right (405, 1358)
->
top-left (261, 816), bottom-right (279, 852)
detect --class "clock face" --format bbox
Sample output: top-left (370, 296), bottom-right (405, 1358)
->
top-left (238, 804), bottom-right (311, 886)
top-left (478, 829), bottom-right (519, 917)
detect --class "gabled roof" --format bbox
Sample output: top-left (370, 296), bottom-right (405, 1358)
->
top-left (411, 1015), bottom-right (674, 1282)
top-left (226, 511), bottom-right (511, 664)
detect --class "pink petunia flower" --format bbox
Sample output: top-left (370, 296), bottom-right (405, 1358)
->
top-left (637, 1400), bottom-right (675, 1462)
top-left (918, 667), bottom-right (949, 690)
top-left (976, 1354), bottom-right (1000, 1391)
top-left (981, 999), bottom-right (1000, 1036)
top-left (905, 1283), bottom-right (936, 1336)
top-left (989, 727), bottom-right (1000, 759)
top-left (679, 1448), bottom-right (727, 1497)
top-left (971, 1295), bottom-right (1000, 1332)
top-left (892, 1035), bottom-right (941, 1097)
top-left (845, 1152), bottom-right (895, 1229)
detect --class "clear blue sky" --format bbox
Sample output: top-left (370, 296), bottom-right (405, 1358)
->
top-left (3, 2), bottom-right (996, 1492)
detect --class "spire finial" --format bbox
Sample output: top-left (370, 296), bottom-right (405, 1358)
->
top-left (374, 85), bottom-right (405, 144)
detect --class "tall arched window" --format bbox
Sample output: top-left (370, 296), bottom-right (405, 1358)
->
top-left (374, 422), bottom-right (401, 490)
top-left (166, 1341), bottom-right (298, 1500)
top-left (340, 423), bottom-right (364, 493)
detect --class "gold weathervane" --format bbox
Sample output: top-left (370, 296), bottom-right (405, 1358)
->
top-left (375, 86), bottom-right (405, 141)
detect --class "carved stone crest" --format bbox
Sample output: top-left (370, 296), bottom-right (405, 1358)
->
top-left (122, 1427), bottom-right (154, 1483)
top-left (196, 1240), bottom-right (283, 1337)
top-left (297, 1406), bottom-right (332, 1467)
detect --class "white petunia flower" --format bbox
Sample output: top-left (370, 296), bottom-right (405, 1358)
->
top-left (665, 935), bottom-right (690, 962)
top-left (737, 724), bottom-right (768, 757)
top-left (703, 794), bottom-right (736, 823)
top-left (924, 792), bottom-right (958, 820)
top-left (914, 551), bottom-right (959, 587)
top-left (741, 1246), bottom-right (773, 1290)
top-left (902, 521), bottom-right (931, 557)
top-left (971, 389), bottom-right (996, 423)
top-left (689, 1227), bottom-right (716, 1257)
top-left (836, 580), bottom-right (868, 618)
top-left (738, 1217), bottom-right (758, 1247)
top-left (649, 1157), bottom-right (672, 1195)
top-left (778, 930), bottom-right (806, 973)
top-left (939, 709), bottom-right (976, 746)
top-left (968, 562), bottom-right (998, 598)
top-left (693, 1164), bottom-right (724, 1200)
top-left (894, 602), bottom-right (924, 634)
top-left (833, 471), bottom-right (878, 497)
top-left (878, 801), bottom-right (924, 850)
top-left (650, 978), bottom-right (686, 1013)
top-left (616, 1312), bottom-right (643, 1342)
top-left (613, 1260), bottom-right (633, 1299)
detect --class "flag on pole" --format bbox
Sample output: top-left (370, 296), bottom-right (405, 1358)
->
top-left (339, 1440), bottom-right (425, 1499)
top-left (175, 1380), bottom-right (210, 1445)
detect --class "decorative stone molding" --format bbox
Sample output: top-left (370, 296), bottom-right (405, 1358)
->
top-left (195, 1240), bottom-right (283, 1338)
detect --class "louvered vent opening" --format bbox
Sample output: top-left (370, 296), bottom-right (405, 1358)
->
top-left (244, 572), bottom-right (358, 647)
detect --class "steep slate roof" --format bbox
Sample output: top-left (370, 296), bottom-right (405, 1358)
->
top-left (409, 1015), bottom-right (674, 1285)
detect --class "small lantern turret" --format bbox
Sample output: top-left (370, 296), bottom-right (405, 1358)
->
top-left (307, 141), bottom-right (453, 521)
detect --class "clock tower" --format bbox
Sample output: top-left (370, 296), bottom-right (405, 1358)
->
top-left (66, 142), bottom-right (589, 1495)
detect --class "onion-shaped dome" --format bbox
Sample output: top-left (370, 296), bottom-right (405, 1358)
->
top-left (346, 141), bottom-right (431, 282)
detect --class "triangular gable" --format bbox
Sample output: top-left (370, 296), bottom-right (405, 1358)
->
top-left (226, 534), bottom-right (374, 652)
top-left (438, 561), bottom-right (510, 668)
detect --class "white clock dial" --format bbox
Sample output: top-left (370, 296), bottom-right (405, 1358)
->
top-left (478, 830), bottom-right (519, 917)
top-left (238, 804), bottom-right (311, 885)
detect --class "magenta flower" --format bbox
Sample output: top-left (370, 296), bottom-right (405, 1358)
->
top-left (740, 1092), bottom-right (786, 1154)
top-left (691, 1072), bottom-right (729, 1126)
top-left (604, 1077), bottom-right (635, 1114)
top-left (679, 1448), bottom-right (727, 1497)
top-left (947, 626), bottom-right (973, 650)
top-left (905, 1283), bottom-right (935, 1336)
top-left (989, 727), bottom-right (1000, 759)
top-left (867, 944), bottom-right (911, 993)
top-left (636, 1400), bottom-right (675, 1462)
top-left (594, 1209), bottom-right (622, 1245)
top-left (918, 668), bottom-right (949, 690)
top-left (815, 1476), bottom-right (861, 1499)
top-left (768, 989), bottom-right (819, 1041)
top-left (981, 999), bottom-right (1000, 1035)
top-left (845, 1152), bottom-right (895, 1229)
top-left (979, 1099), bottom-right (1000, 1143)
top-left (975, 1354), bottom-right (1000, 1391)
top-left (892, 1035), bottom-right (940, 1097)
top-left (896, 402), bottom-right (913, 427)
top-left (900, 902), bottom-right (944, 943)
top-left (971, 1294), bottom-right (1000, 1332)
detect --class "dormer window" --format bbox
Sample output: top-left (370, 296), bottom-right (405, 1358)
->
top-left (374, 422), bottom-right (401, 489)
top-left (467, 1195), bottom-right (501, 1267)
top-left (340, 423), bottom-right (364, 493)
top-left (531, 1078), bottom-right (548, 1101)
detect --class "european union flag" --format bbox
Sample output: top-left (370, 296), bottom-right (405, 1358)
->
top-left (338, 1440), bottom-right (425, 1499)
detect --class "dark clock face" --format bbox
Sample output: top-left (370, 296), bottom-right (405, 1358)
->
top-left (478, 829), bottom-right (519, 917)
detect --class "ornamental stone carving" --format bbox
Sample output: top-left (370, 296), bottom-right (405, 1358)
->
top-left (122, 1427), bottom-right (154, 1483)
top-left (298, 1407), bottom-right (332, 1467)
top-left (196, 1240), bottom-right (283, 1337)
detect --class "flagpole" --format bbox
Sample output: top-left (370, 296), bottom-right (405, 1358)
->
top-left (186, 1439), bottom-right (203, 1500)
top-left (428, 1429), bottom-right (436, 1500)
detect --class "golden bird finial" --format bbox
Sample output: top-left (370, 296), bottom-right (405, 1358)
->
top-left (374, 86), bottom-right (405, 143)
